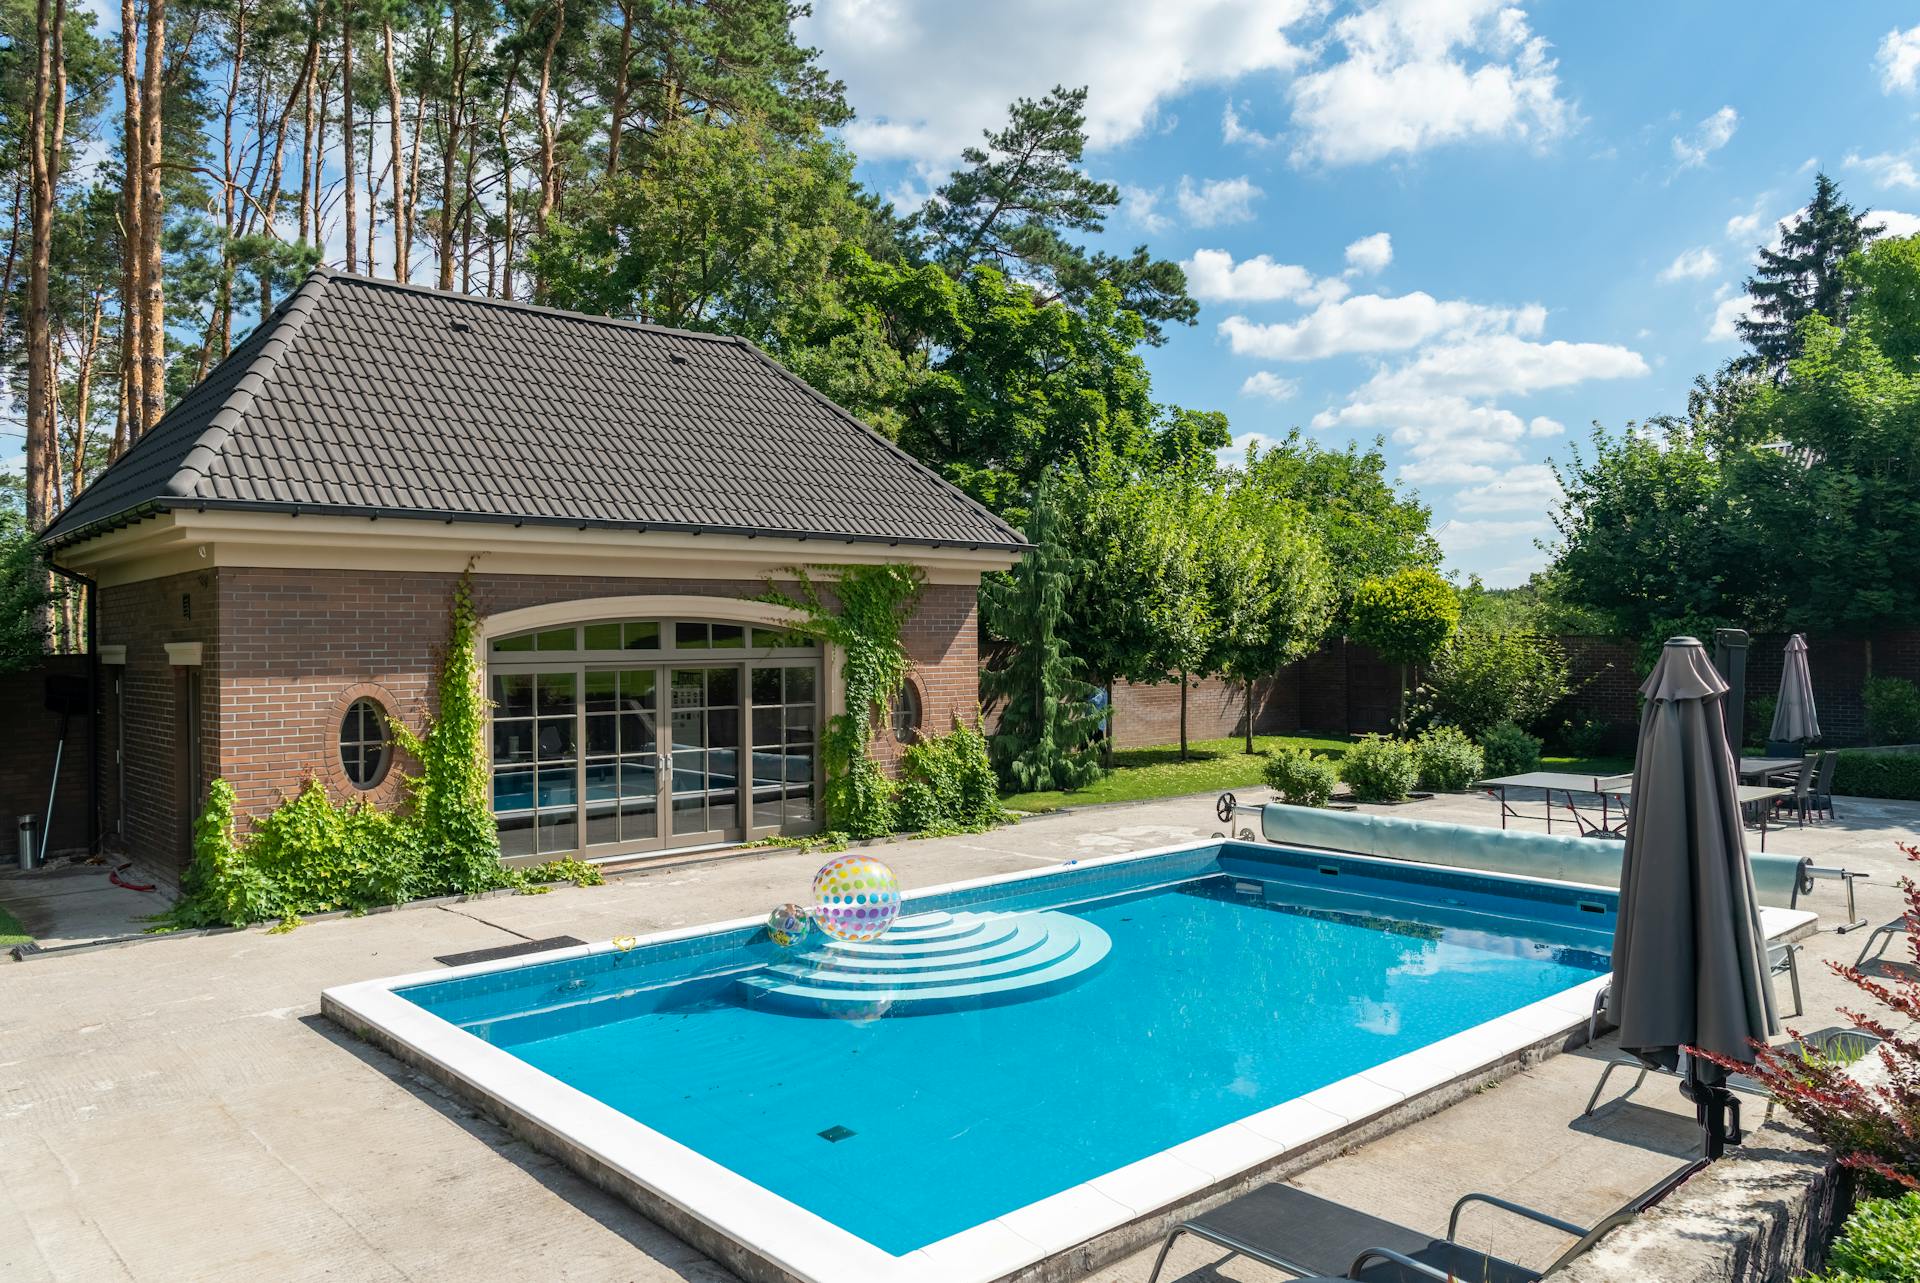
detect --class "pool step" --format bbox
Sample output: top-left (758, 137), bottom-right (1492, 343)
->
top-left (738, 910), bottom-right (1111, 1017)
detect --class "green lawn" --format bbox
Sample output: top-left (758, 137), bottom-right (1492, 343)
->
top-left (1000, 733), bottom-right (1633, 814)
top-left (0, 901), bottom-right (31, 950)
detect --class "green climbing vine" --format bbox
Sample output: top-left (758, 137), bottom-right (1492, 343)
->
top-left (762, 564), bottom-right (922, 838)
top-left (160, 567), bottom-right (598, 931)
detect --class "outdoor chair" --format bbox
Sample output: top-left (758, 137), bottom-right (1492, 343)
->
top-left (1808, 751), bottom-right (1838, 821)
top-left (1855, 915), bottom-right (1913, 970)
top-left (1144, 1169), bottom-right (1690, 1283)
top-left (1770, 756), bottom-right (1816, 826)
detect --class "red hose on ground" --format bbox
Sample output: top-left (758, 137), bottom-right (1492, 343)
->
top-left (109, 863), bottom-right (156, 892)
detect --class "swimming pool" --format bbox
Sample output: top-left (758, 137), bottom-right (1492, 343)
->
top-left (324, 840), bottom-right (1628, 1282)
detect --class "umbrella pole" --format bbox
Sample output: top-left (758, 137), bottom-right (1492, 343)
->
top-left (1683, 1081), bottom-right (1743, 1159)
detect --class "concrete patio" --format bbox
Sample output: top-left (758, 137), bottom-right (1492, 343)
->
top-left (3, 788), bottom-right (1914, 1283)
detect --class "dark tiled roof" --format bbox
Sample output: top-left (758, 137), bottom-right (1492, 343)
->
top-left (44, 268), bottom-right (1026, 552)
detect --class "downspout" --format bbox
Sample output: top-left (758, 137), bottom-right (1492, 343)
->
top-left (47, 560), bottom-right (99, 856)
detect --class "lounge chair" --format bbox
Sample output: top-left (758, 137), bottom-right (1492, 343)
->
top-left (1144, 1170), bottom-right (1689, 1283)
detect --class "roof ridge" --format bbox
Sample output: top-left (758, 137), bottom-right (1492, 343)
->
top-left (163, 270), bottom-right (334, 499)
top-left (319, 266), bottom-right (752, 345)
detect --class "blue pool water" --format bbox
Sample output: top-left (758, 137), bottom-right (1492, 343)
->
top-left (400, 844), bottom-right (1613, 1255)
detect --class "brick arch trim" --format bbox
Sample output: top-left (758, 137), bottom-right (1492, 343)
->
top-left (321, 680), bottom-right (413, 804)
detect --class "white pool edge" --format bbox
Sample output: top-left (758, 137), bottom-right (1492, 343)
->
top-left (321, 841), bottom-right (1817, 1283)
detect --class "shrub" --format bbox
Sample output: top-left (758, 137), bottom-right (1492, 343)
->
top-left (1340, 734), bottom-right (1418, 803)
top-left (1413, 725), bottom-right (1484, 792)
top-left (1555, 716), bottom-right (1613, 758)
top-left (897, 721), bottom-right (1004, 833)
top-left (1694, 842), bottom-right (1920, 1195)
top-left (1865, 677), bottom-right (1920, 746)
top-left (1745, 695), bottom-right (1777, 750)
top-left (516, 858), bottom-right (605, 888)
top-left (1833, 751), bottom-right (1920, 801)
top-left (1479, 721), bottom-right (1543, 778)
top-left (1800, 1192), bottom-right (1920, 1282)
top-left (1411, 629), bottom-right (1570, 738)
top-left (1264, 749), bottom-right (1339, 807)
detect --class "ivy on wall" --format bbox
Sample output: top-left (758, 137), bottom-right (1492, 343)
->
top-left (161, 568), bottom-right (598, 931)
top-left (762, 564), bottom-right (923, 838)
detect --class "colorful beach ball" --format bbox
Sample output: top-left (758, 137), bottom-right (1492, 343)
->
top-left (766, 902), bottom-right (811, 949)
top-left (809, 855), bottom-right (901, 943)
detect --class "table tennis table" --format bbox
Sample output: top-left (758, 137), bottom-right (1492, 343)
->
top-left (1478, 771), bottom-right (1790, 848)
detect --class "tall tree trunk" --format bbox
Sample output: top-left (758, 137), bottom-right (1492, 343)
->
top-left (216, 0), bottom-right (246, 358)
top-left (534, 0), bottom-right (563, 238)
top-left (297, 15), bottom-right (317, 245)
top-left (1244, 676), bottom-right (1256, 755)
top-left (1179, 669), bottom-right (1189, 761)
top-left (25, 0), bottom-right (58, 536)
top-left (435, 3), bottom-right (464, 289)
top-left (261, 24), bottom-right (319, 309)
top-left (72, 292), bottom-right (104, 499)
top-left (138, 0), bottom-right (167, 436)
top-left (496, 51), bottom-right (519, 298)
top-left (606, 0), bottom-right (631, 177)
top-left (382, 19), bottom-right (407, 279)
top-left (117, 0), bottom-right (145, 442)
top-left (340, 0), bottom-right (356, 271)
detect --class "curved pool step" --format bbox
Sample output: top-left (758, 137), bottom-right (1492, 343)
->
top-left (738, 909), bottom-right (1111, 1017)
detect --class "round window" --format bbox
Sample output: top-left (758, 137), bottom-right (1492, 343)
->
top-left (891, 683), bottom-right (922, 744)
top-left (339, 698), bottom-right (392, 789)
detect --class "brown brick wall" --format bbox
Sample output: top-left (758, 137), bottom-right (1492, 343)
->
top-left (0, 656), bottom-right (95, 858)
top-left (100, 565), bottom-right (982, 874)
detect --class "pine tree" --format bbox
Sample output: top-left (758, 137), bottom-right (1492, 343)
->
top-left (914, 85), bottom-right (1196, 344)
top-left (1739, 173), bottom-right (1882, 373)
top-left (980, 475), bottom-right (1106, 792)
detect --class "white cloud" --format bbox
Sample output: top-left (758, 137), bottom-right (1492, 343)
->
top-left (1453, 463), bottom-right (1561, 514)
top-left (1328, 333), bottom-right (1648, 402)
top-left (1287, 0), bottom-right (1571, 166)
top-left (1659, 246), bottom-right (1720, 281)
top-left (1672, 105), bottom-right (1738, 169)
top-left (800, 0), bottom-right (1314, 167)
top-left (1176, 175), bottom-right (1263, 226)
top-left (1529, 415), bottom-right (1565, 437)
top-left (1182, 248), bottom-right (1347, 303)
top-left (1221, 100), bottom-right (1275, 147)
top-left (1219, 291), bottom-right (1544, 361)
top-left (1847, 151), bottom-right (1920, 191)
top-left (1875, 208), bottom-right (1920, 238)
top-left (1708, 294), bottom-right (1756, 343)
top-left (1240, 371), bottom-right (1300, 401)
top-left (1433, 516), bottom-right (1553, 556)
top-left (1121, 184), bottom-right (1170, 234)
top-left (1344, 231), bottom-right (1393, 275)
top-left (1725, 201), bottom-right (1766, 242)
top-left (1877, 24), bottom-right (1920, 93)
top-left (1216, 430), bottom-right (1287, 468)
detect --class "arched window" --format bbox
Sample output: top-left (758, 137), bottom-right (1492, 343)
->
top-left (339, 698), bottom-right (391, 789)
top-left (891, 682), bottom-right (922, 744)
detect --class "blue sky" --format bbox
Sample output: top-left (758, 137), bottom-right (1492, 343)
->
top-left (799, 1), bottom-right (1920, 585)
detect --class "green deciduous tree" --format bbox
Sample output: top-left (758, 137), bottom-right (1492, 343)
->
top-left (1348, 566), bottom-right (1461, 723)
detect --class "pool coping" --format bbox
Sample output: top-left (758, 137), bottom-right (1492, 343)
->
top-left (320, 840), bottom-right (1816, 1283)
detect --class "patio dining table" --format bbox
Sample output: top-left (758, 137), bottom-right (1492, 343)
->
top-left (1738, 755), bottom-right (1804, 782)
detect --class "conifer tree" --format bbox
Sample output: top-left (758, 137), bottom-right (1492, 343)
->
top-left (981, 474), bottom-right (1106, 792)
top-left (1739, 173), bottom-right (1881, 373)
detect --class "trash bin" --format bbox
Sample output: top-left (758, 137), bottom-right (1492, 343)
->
top-left (17, 814), bottom-right (39, 871)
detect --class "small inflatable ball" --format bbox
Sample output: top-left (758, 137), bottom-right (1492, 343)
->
top-left (809, 855), bottom-right (902, 943)
top-left (766, 902), bottom-right (811, 948)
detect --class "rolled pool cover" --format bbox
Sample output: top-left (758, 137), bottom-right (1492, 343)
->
top-left (1256, 803), bottom-right (1811, 909)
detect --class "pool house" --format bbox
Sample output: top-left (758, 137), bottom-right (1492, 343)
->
top-left (38, 267), bottom-right (1025, 885)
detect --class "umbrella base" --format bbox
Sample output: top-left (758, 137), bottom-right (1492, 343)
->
top-left (1681, 1080), bottom-right (1745, 1159)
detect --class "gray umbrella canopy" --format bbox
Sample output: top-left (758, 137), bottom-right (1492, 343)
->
top-left (1607, 637), bottom-right (1778, 1085)
top-left (1770, 634), bottom-right (1821, 743)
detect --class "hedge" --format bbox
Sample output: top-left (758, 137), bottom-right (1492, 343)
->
top-left (1832, 751), bottom-right (1920, 802)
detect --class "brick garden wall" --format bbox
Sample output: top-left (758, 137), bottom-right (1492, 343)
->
top-left (0, 655), bottom-right (95, 858)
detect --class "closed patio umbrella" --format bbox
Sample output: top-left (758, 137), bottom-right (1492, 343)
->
top-left (1606, 637), bottom-right (1779, 1157)
top-left (1770, 633), bottom-right (1820, 743)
